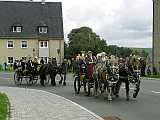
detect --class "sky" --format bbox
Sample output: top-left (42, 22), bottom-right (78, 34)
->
top-left (2, 0), bottom-right (153, 48)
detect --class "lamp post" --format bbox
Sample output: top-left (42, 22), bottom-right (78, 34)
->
top-left (57, 48), bottom-right (61, 64)
top-left (33, 48), bottom-right (35, 58)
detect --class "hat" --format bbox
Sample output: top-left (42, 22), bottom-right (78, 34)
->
top-left (87, 51), bottom-right (92, 54)
top-left (101, 52), bottom-right (106, 55)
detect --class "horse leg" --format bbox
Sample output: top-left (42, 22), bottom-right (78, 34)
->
top-left (63, 74), bottom-right (66, 86)
top-left (40, 75), bottom-right (45, 86)
top-left (93, 78), bottom-right (98, 96)
top-left (115, 80), bottom-right (122, 98)
top-left (125, 80), bottom-right (130, 101)
top-left (51, 74), bottom-right (56, 86)
top-left (103, 82), bottom-right (107, 98)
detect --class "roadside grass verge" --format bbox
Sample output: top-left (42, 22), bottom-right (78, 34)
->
top-left (143, 74), bottom-right (160, 79)
top-left (0, 92), bottom-right (10, 120)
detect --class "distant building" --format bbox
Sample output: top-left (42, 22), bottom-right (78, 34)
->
top-left (153, 0), bottom-right (160, 72)
top-left (0, 1), bottom-right (64, 64)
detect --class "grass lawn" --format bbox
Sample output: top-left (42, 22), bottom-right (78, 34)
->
top-left (145, 74), bottom-right (160, 79)
top-left (0, 93), bottom-right (10, 120)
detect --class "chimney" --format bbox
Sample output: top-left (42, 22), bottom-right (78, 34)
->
top-left (41, 0), bottom-right (45, 4)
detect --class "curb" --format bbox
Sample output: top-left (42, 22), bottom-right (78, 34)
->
top-left (0, 86), bottom-right (104, 120)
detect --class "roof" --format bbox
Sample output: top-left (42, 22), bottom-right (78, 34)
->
top-left (0, 1), bottom-right (64, 38)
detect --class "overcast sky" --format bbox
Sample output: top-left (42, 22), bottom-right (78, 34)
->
top-left (4, 0), bottom-right (153, 48)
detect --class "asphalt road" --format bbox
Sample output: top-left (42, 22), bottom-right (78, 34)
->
top-left (0, 72), bottom-right (160, 120)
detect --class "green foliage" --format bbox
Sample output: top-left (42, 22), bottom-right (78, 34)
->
top-left (67, 27), bottom-right (107, 56)
top-left (145, 74), bottom-right (160, 79)
top-left (106, 45), bottom-right (132, 58)
top-left (141, 50), bottom-right (149, 58)
top-left (0, 93), bottom-right (10, 120)
top-left (131, 48), bottom-right (151, 58)
top-left (132, 50), bottom-right (140, 56)
top-left (66, 26), bottom-right (132, 58)
top-left (0, 64), bottom-right (3, 71)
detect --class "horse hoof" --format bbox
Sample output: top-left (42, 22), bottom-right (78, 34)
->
top-left (63, 82), bottom-right (66, 86)
top-left (51, 83), bottom-right (56, 86)
top-left (133, 93), bottom-right (137, 98)
top-left (59, 81), bottom-right (62, 84)
top-left (115, 94), bottom-right (119, 98)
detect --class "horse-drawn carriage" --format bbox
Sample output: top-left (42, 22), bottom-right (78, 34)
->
top-left (74, 52), bottom-right (142, 101)
top-left (14, 63), bottom-right (40, 85)
top-left (74, 59), bottom-right (95, 96)
top-left (13, 58), bottom-right (67, 86)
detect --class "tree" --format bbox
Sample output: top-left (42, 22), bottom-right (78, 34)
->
top-left (106, 45), bottom-right (132, 58)
top-left (133, 50), bottom-right (140, 56)
top-left (67, 27), bottom-right (107, 56)
top-left (141, 50), bottom-right (149, 58)
top-left (64, 41), bottom-right (70, 59)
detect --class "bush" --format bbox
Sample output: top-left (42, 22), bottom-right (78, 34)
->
top-left (0, 93), bottom-right (10, 120)
top-left (0, 64), bottom-right (3, 71)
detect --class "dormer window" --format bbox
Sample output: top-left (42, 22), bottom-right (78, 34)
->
top-left (12, 26), bottom-right (22, 32)
top-left (38, 26), bottom-right (48, 33)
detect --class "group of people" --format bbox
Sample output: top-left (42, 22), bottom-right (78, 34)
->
top-left (73, 51), bottom-right (145, 100)
top-left (74, 51), bottom-right (146, 77)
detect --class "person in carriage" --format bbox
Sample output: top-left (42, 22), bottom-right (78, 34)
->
top-left (59, 58), bottom-right (68, 86)
top-left (128, 55), bottom-right (141, 81)
top-left (47, 57), bottom-right (58, 86)
top-left (115, 58), bottom-right (130, 101)
top-left (74, 53), bottom-right (86, 75)
top-left (31, 57), bottom-right (39, 75)
top-left (85, 51), bottom-right (96, 82)
top-left (39, 58), bottom-right (47, 86)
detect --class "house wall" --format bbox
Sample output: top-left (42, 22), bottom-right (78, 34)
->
top-left (0, 38), bottom-right (38, 64)
top-left (49, 39), bottom-right (64, 64)
top-left (0, 38), bottom-right (64, 64)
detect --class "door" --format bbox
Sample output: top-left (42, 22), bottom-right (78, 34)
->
top-left (39, 41), bottom-right (49, 58)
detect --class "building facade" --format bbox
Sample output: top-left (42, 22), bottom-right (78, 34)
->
top-left (0, 1), bottom-right (64, 64)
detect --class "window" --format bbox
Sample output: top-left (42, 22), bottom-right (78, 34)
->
top-left (12, 26), bottom-right (22, 32)
top-left (39, 41), bottom-right (48, 48)
top-left (38, 26), bottom-right (48, 33)
top-left (7, 41), bottom-right (14, 48)
top-left (8, 57), bottom-right (14, 64)
top-left (21, 41), bottom-right (28, 48)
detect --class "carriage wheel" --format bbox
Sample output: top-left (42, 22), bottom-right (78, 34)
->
top-left (14, 72), bottom-right (22, 85)
top-left (59, 74), bottom-right (63, 85)
top-left (32, 76), bottom-right (38, 85)
top-left (74, 77), bottom-right (81, 94)
top-left (25, 76), bottom-right (32, 85)
top-left (86, 80), bottom-right (91, 96)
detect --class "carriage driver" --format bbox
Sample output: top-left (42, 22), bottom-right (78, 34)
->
top-left (85, 51), bottom-right (96, 81)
